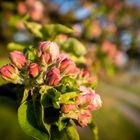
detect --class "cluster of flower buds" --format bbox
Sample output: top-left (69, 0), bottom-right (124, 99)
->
top-left (0, 41), bottom-right (102, 127)
top-left (62, 86), bottom-right (102, 127)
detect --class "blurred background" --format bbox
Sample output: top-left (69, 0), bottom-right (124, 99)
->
top-left (0, 0), bottom-right (140, 140)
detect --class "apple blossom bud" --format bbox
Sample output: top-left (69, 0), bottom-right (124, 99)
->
top-left (10, 51), bottom-right (27, 69)
top-left (37, 41), bottom-right (50, 57)
top-left (87, 74), bottom-right (98, 84)
top-left (58, 53), bottom-right (69, 61)
top-left (59, 58), bottom-right (79, 76)
top-left (81, 69), bottom-right (90, 78)
top-left (49, 42), bottom-right (59, 61)
top-left (79, 86), bottom-right (95, 95)
top-left (62, 104), bottom-right (77, 113)
top-left (93, 94), bottom-right (102, 109)
top-left (29, 63), bottom-right (40, 78)
top-left (87, 94), bottom-right (102, 111)
top-left (41, 53), bottom-right (51, 65)
top-left (0, 65), bottom-right (21, 84)
top-left (46, 67), bottom-right (61, 86)
top-left (76, 93), bottom-right (94, 106)
top-left (78, 110), bottom-right (92, 127)
top-left (37, 41), bottom-right (59, 65)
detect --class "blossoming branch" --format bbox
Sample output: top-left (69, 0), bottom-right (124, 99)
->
top-left (0, 41), bottom-right (102, 140)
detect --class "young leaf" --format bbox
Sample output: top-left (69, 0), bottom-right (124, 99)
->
top-left (65, 122), bottom-right (80, 140)
top-left (62, 38), bottom-right (86, 57)
top-left (41, 105), bottom-right (51, 136)
top-left (21, 89), bottom-right (29, 104)
top-left (7, 42), bottom-right (26, 51)
top-left (18, 100), bottom-right (49, 140)
top-left (61, 76), bottom-right (76, 87)
top-left (40, 87), bottom-right (61, 109)
top-left (39, 85), bottom-right (52, 95)
top-left (57, 117), bottom-right (68, 131)
top-left (89, 121), bottom-right (99, 140)
top-left (42, 24), bottom-right (73, 39)
top-left (59, 92), bottom-right (78, 104)
top-left (24, 21), bottom-right (43, 38)
top-left (41, 93), bottom-right (53, 108)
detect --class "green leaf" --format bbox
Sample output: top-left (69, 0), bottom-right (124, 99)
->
top-left (41, 105), bottom-right (51, 136)
top-left (18, 100), bottom-right (49, 140)
top-left (27, 50), bottom-right (36, 61)
top-left (57, 117), bottom-right (68, 131)
top-left (39, 85), bottom-right (52, 95)
top-left (40, 87), bottom-right (61, 109)
top-left (61, 76), bottom-right (76, 87)
top-left (65, 122), bottom-right (80, 140)
top-left (50, 125), bottom-right (68, 140)
top-left (91, 81), bottom-right (98, 89)
top-left (55, 77), bottom-right (78, 94)
top-left (62, 38), bottom-right (86, 57)
top-left (59, 92), bottom-right (78, 104)
top-left (69, 54), bottom-right (86, 64)
top-left (42, 24), bottom-right (73, 39)
top-left (24, 21), bottom-right (43, 38)
top-left (41, 93), bottom-right (53, 108)
top-left (21, 89), bottom-right (29, 104)
top-left (89, 121), bottom-right (99, 140)
top-left (84, 81), bottom-right (98, 90)
top-left (7, 42), bottom-right (26, 51)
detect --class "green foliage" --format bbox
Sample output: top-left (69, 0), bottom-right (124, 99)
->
top-left (7, 42), bottom-right (27, 51)
top-left (18, 100), bottom-right (49, 140)
top-left (42, 24), bottom-right (73, 39)
top-left (24, 21), bottom-right (73, 40)
top-left (89, 121), bottom-right (99, 140)
top-left (24, 21), bottom-right (43, 38)
top-left (61, 38), bottom-right (86, 57)
top-left (40, 87), bottom-right (61, 109)
top-left (59, 92), bottom-right (78, 104)
top-left (65, 122), bottom-right (80, 140)
top-left (21, 89), bottom-right (29, 104)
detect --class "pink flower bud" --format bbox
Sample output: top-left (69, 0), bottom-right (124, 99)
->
top-left (79, 86), bottom-right (95, 95)
top-left (41, 53), bottom-right (51, 65)
top-left (80, 70), bottom-right (98, 84)
top-left (0, 65), bottom-right (21, 83)
top-left (93, 94), bottom-right (102, 109)
top-left (62, 104), bottom-right (77, 113)
top-left (59, 58), bottom-right (79, 76)
top-left (87, 74), bottom-right (98, 84)
top-left (87, 94), bottom-right (102, 111)
top-left (78, 110), bottom-right (92, 127)
top-left (38, 41), bottom-right (50, 57)
top-left (10, 51), bottom-right (27, 69)
top-left (46, 67), bottom-right (61, 86)
top-left (80, 69), bottom-right (90, 78)
top-left (58, 53), bottom-right (70, 61)
top-left (37, 41), bottom-right (59, 64)
top-left (76, 93), bottom-right (94, 106)
top-left (29, 63), bottom-right (40, 78)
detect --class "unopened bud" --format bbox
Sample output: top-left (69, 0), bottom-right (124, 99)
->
top-left (0, 65), bottom-right (21, 84)
top-left (10, 51), bottom-right (27, 69)
top-left (46, 67), bottom-right (61, 86)
top-left (29, 63), bottom-right (40, 78)
top-left (62, 104), bottom-right (77, 113)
